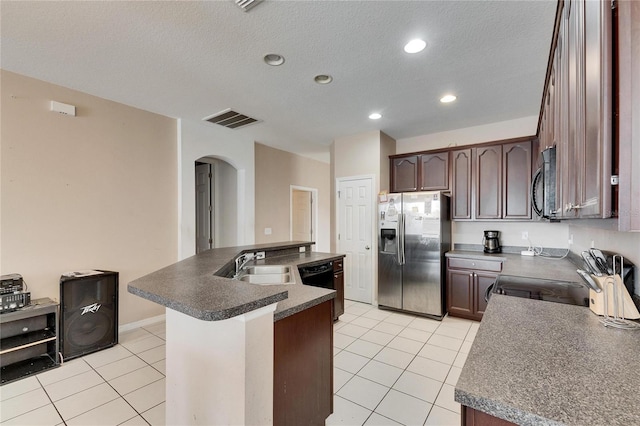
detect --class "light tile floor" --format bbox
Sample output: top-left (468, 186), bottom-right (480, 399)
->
top-left (0, 301), bottom-right (478, 426)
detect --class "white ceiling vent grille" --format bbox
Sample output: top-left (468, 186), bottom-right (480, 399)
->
top-left (203, 109), bottom-right (260, 129)
top-left (234, 0), bottom-right (263, 13)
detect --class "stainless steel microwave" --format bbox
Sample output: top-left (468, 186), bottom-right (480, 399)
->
top-left (531, 146), bottom-right (557, 219)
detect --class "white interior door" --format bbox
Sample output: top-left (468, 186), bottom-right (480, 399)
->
top-left (337, 177), bottom-right (373, 304)
top-left (291, 189), bottom-right (312, 241)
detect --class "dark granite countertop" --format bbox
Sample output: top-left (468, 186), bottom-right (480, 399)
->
top-left (446, 250), bottom-right (580, 283)
top-left (455, 295), bottom-right (640, 426)
top-left (128, 241), bottom-right (343, 322)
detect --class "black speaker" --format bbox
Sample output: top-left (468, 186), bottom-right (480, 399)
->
top-left (59, 270), bottom-right (118, 360)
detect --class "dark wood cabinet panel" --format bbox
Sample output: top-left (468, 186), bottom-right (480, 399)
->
top-left (474, 145), bottom-right (502, 219)
top-left (578, 0), bottom-right (612, 218)
top-left (447, 258), bottom-right (501, 321)
top-left (447, 270), bottom-right (474, 318)
top-left (333, 272), bottom-right (344, 320)
top-left (420, 152), bottom-right (449, 191)
top-left (452, 149), bottom-right (472, 220)
top-left (462, 406), bottom-right (518, 426)
top-left (274, 300), bottom-right (333, 426)
top-left (502, 141), bottom-right (532, 219)
top-left (391, 155), bottom-right (419, 192)
top-left (617, 0), bottom-right (640, 231)
top-left (391, 152), bottom-right (449, 193)
top-left (546, 0), bottom-right (612, 219)
top-left (332, 258), bottom-right (344, 321)
top-left (474, 272), bottom-right (498, 316)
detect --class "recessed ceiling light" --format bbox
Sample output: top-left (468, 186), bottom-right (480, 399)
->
top-left (404, 39), bottom-right (427, 54)
top-left (314, 74), bottom-right (333, 84)
top-left (440, 94), bottom-right (457, 103)
top-left (264, 54), bottom-right (285, 66)
top-left (369, 113), bottom-right (382, 120)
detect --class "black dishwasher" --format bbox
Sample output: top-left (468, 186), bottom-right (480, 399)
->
top-left (298, 262), bottom-right (334, 290)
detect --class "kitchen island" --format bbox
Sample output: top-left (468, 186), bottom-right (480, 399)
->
top-left (455, 294), bottom-right (640, 425)
top-left (128, 241), bottom-right (343, 426)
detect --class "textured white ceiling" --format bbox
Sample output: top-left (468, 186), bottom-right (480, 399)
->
top-left (1, 1), bottom-right (556, 162)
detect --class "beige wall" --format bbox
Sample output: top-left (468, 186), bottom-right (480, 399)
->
top-left (331, 130), bottom-right (395, 250)
top-left (0, 70), bottom-right (177, 325)
top-left (395, 115), bottom-right (538, 153)
top-left (254, 143), bottom-right (330, 252)
top-left (179, 119), bottom-right (255, 258)
top-left (331, 131), bottom-right (395, 303)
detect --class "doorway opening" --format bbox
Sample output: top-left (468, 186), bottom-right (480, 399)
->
top-left (195, 161), bottom-right (213, 253)
top-left (290, 186), bottom-right (318, 246)
top-left (195, 157), bottom-right (238, 253)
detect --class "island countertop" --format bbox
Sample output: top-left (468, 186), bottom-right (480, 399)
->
top-left (128, 241), bottom-right (343, 322)
top-left (455, 294), bottom-right (640, 425)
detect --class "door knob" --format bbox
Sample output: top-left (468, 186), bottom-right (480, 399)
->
top-left (365, 246), bottom-right (370, 250)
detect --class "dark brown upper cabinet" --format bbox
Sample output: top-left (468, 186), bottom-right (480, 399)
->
top-left (617, 0), bottom-right (640, 231)
top-left (391, 155), bottom-right (419, 192)
top-left (474, 145), bottom-right (502, 219)
top-left (538, 0), bottom-right (613, 220)
top-left (419, 152), bottom-right (449, 191)
top-left (452, 149), bottom-right (472, 220)
top-left (451, 139), bottom-right (533, 221)
top-left (390, 152), bottom-right (449, 193)
top-left (503, 141), bottom-right (533, 219)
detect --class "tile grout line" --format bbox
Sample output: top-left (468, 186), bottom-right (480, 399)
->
top-left (336, 301), bottom-right (469, 424)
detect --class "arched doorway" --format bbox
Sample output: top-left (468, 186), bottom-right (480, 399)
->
top-left (195, 157), bottom-right (238, 253)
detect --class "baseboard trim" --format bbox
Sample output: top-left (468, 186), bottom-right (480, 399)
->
top-left (119, 314), bottom-right (166, 334)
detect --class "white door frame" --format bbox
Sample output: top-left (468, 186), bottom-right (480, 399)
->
top-left (290, 185), bottom-right (318, 246)
top-left (335, 174), bottom-right (377, 304)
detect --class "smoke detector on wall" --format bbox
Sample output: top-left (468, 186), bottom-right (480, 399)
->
top-left (203, 108), bottom-right (261, 129)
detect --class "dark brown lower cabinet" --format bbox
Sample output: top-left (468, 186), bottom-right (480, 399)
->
top-left (333, 258), bottom-right (345, 321)
top-left (446, 257), bottom-right (501, 321)
top-left (273, 300), bottom-right (333, 426)
top-left (462, 406), bottom-right (518, 426)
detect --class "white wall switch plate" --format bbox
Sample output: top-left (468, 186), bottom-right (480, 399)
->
top-left (264, 227), bottom-right (272, 235)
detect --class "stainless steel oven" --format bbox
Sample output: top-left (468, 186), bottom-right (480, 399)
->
top-left (486, 275), bottom-right (589, 307)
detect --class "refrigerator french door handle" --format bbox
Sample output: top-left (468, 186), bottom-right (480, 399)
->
top-left (400, 213), bottom-right (406, 265)
top-left (396, 217), bottom-right (402, 265)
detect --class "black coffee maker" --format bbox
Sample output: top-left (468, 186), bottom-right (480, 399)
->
top-left (483, 230), bottom-right (501, 253)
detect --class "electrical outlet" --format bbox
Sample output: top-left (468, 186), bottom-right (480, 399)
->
top-left (568, 234), bottom-right (574, 245)
top-left (521, 231), bottom-right (529, 240)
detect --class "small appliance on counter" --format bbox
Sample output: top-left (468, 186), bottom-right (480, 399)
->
top-left (483, 230), bottom-right (501, 254)
top-left (576, 250), bottom-right (640, 329)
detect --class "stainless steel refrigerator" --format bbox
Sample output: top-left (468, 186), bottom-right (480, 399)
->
top-left (378, 191), bottom-right (451, 319)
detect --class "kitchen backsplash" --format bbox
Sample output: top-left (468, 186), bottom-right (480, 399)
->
top-left (452, 221), bottom-right (570, 249)
top-left (453, 220), bottom-right (640, 296)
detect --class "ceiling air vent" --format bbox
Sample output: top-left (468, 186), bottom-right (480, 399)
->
top-left (203, 109), bottom-right (260, 129)
top-left (234, 0), bottom-right (263, 13)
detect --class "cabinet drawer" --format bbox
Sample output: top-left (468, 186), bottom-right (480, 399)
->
top-left (333, 258), bottom-right (344, 272)
top-left (447, 257), bottom-right (502, 272)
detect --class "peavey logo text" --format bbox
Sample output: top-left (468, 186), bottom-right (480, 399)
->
top-left (81, 302), bottom-right (101, 315)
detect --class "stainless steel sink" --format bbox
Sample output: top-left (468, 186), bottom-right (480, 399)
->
top-left (244, 265), bottom-right (291, 275)
top-left (239, 273), bottom-right (293, 285)
top-left (237, 265), bottom-right (293, 285)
